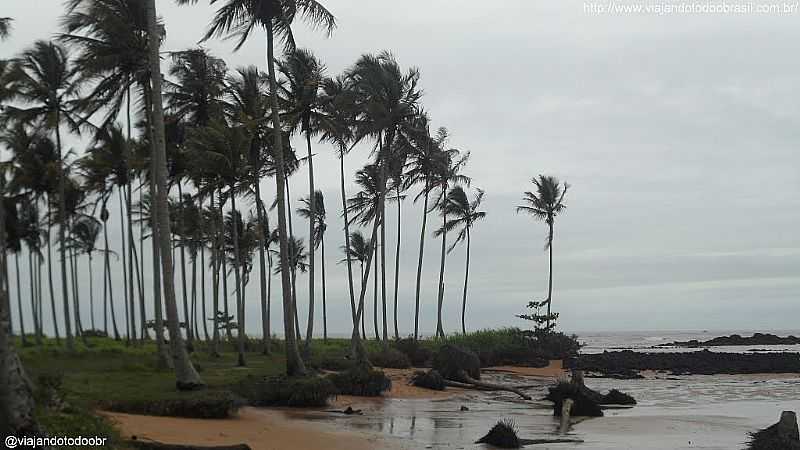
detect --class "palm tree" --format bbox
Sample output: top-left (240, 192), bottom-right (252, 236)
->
top-left (187, 0), bottom-right (336, 377)
top-left (432, 146), bottom-right (470, 338)
top-left (298, 190), bottom-right (327, 341)
top-left (434, 186), bottom-right (485, 334)
top-left (318, 75), bottom-right (358, 327)
top-left (516, 175), bottom-right (569, 327)
top-left (4, 41), bottom-right (84, 350)
top-left (67, 215), bottom-right (104, 332)
top-left (341, 230), bottom-right (370, 339)
top-left (349, 52), bottom-right (421, 343)
top-left (144, 0), bottom-right (204, 389)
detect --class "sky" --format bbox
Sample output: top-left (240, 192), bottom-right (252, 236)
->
top-left (1, 0), bottom-right (798, 337)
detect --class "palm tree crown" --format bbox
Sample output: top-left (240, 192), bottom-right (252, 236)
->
top-left (516, 175), bottom-right (569, 248)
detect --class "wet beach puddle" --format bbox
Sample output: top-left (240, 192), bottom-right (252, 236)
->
top-left (279, 372), bottom-right (800, 449)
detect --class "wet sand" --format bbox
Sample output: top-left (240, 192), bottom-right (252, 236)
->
top-left (102, 407), bottom-right (404, 450)
top-left (103, 363), bottom-right (800, 449)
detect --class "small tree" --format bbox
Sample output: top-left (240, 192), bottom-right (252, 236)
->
top-left (518, 299), bottom-right (559, 334)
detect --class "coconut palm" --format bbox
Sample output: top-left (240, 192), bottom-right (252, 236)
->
top-left (298, 189), bottom-right (327, 341)
top-left (431, 143), bottom-right (470, 338)
top-left (144, 0), bottom-right (204, 389)
top-left (434, 186), bottom-right (485, 334)
top-left (4, 41), bottom-right (84, 350)
top-left (516, 175), bottom-right (569, 327)
top-left (67, 215), bottom-right (104, 331)
top-left (349, 51), bottom-right (421, 343)
top-left (185, 0), bottom-right (336, 377)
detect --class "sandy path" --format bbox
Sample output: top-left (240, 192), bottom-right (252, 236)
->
top-left (102, 407), bottom-right (403, 450)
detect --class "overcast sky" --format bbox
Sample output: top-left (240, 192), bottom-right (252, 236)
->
top-left (1, 0), bottom-right (798, 336)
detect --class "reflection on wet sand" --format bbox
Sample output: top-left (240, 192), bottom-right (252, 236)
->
top-left (285, 371), bottom-right (800, 449)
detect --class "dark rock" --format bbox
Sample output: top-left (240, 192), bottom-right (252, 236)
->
top-left (546, 382), bottom-right (603, 417)
top-left (411, 369), bottom-right (445, 391)
top-left (600, 389), bottom-right (636, 405)
top-left (664, 333), bottom-right (800, 348)
top-left (578, 350), bottom-right (800, 376)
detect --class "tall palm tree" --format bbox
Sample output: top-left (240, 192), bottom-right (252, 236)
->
top-left (349, 52), bottom-right (421, 343)
top-left (298, 190), bottom-right (326, 342)
top-left (516, 175), bottom-right (569, 327)
top-left (318, 75), bottom-right (358, 326)
top-left (435, 186), bottom-right (485, 334)
top-left (279, 48), bottom-right (324, 347)
top-left (187, 0), bottom-right (336, 377)
top-left (432, 147), bottom-right (470, 338)
top-left (144, 0), bottom-right (204, 389)
top-left (4, 41), bottom-right (84, 350)
top-left (67, 215), bottom-right (104, 331)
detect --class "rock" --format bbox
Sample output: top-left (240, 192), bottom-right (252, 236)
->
top-left (578, 350), bottom-right (800, 376)
top-left (664, 333), bottom-right (800, 348)
top-left (747, 411), bottom-right (800, 450)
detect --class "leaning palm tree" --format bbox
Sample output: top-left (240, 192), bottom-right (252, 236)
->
top-left (184, 0), bottom-right (336, 377)
top-left (4, 41), bottom-right (83, 350)
top-left (298, 190), bottom-right (327, 342)
top-left (341, 230), bottom-right (370, 339)
top-left (516, 175), bottom-right (569, 328)
top-left (144, 0), bottom-right (204, 389)
top-left (435, 186), bottom-right (486, 334)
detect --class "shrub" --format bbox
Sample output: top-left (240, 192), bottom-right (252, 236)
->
top-left (521, 329), bottom-right (582, 360)
top-left (411, 370), bottom-right (445, 391)
top-left (328, 366), bottom-right (391, 397)
top-left (392, 338), bottom-right (433, 367)
top-left (369, 347), bottom-right (411, 369)
top-left (235, 375), bottom-right (336, 407)
top-left (314, 355), bottom-right (354, 372)
top-left (102, 390), bottom-right (241, 419)
top-left (433, 345), bottom-right (481, 382)
top-left (81, 329), bottom-right (108, 338)
top-left (475, 419), bottom-right (521, 448)
top-left (601, 389), bottom-right (636, 405)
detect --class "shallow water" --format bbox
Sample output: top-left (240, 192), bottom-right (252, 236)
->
top-left (287, 372), bottom-right (800, 449)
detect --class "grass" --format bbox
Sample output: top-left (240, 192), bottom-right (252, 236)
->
top-left (12, 328), bottom-right (577, 448)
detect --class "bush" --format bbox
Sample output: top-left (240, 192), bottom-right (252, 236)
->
top-left (411, 370), bottom-right (445, 391)
top-left (393, 338), bottom-right (433, 367)
top-left (475, 419), bottom-right (521, 448)
top-left (235, 375), bottom-right (337, 407)
top-left (521, 329), bottom-right (582, 360)
top-left (328, 366), bottom-right (391, 397)
top-left (369, 347), bottom-right (411, 369)
top-left (102, 390), bottom-right (241, 418)
top-left (81, 329), bottom-right (108, 338)
top-left (314, 355), bottom-right (354, 372)
top-left (433, 345), bottom-right (481, 382)
top-left (601, 389), bottom-right (636, 405)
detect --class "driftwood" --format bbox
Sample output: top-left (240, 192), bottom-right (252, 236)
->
top-left (560, 398), bottom-right (574, 434)
top-left (443, 370), bottom-right (532, 400)
top-left (126, 438), bottom-right (251, 450)
top-left (519, 438), bottom-right (585, 445)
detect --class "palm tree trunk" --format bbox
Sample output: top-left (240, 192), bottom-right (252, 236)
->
top-left (102, 213), bottom-right (120, 340)
top-left (45, 199), bottom-right (60, 343)
top-left (304, 132), bottom-right (316, 348)
top-left (230, 190), bottom-right (246, 367)
top-left (266, 226), bottom-right (273, 354)
top-left (71, 243), bottom-right (88, 346)
top-left (125, 185), bottom-right (137, 343)
top-left (89, 254), bottom-right (95, 331)
top-left (118, 188), bottom-right (131, 343)
top-left (129, 222), bottom-right (145, 339)
top-left (373, 240), bottom-right (379, 341)
top-left (218, 190), bottom-right (231, 340)
top-left (146, 0), bottom-right (203, 389)
top-left (200, 242), bottom-right (209, 342)
top-left (27, 252), bottom-right (41, 345)
top-left (266, 23), bottom-right (306, 376)
top-left (436, 187), bottom-right (447, 338)
top-left (15, 254), bottom-right (26, 346)
top-left (339, 155), bottom-right (357, 322)
top-left (285, 177), bottom-right (301, 344)
top-left (393, 185), bottom-right (401, 340)
top-left (210, 192), bottom-right (220, 356)
top-left (461, 228), bottom-right (471, 335)
top-left (54, 116), bottom-right (74, 351)
top-left (254, 181), bottom-right (269, 354)
top-left (380, 207), bottom-right (388, 343)
top-left (360, 263), bottom-right (365, 340)
top-left (413, 182), bottom-right (429, 340)
top-left (321, 233), bottom-right (327, 342)
top-left (190, 251), bottom-right (197, 344)
top-left (177, 183), bottom-right (192, 347)
top-left (139, 180), bottom-right (146, 338)
top-left (35, 252), bottom-right (43, 344)
top-left (350, 211), bottom-right (380, 364)
top-left (547, 222), bottom-right (554, 328)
